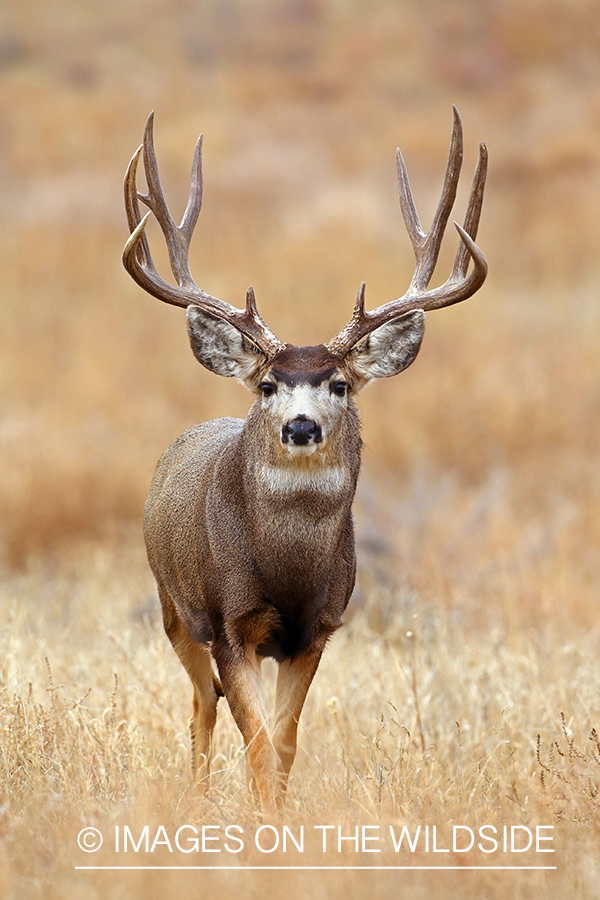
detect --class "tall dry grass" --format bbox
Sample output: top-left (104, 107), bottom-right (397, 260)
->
top-left (1, 546), bottom-right (599, 898)
top-left (1, 0), bottom-right (599, 897)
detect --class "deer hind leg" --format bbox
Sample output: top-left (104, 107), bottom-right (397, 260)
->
top-left (213, 638), bottom-right (279, 815)
top-left (244, 656), bottom-right (264, 804)
top-left (182, 634), bottom-right (220, 783)
top-left (271, 644), bottom-right (324, 791)
top-left (158, 586), bottom-right (220, 785)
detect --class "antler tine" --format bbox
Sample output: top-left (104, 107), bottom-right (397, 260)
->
top-left (124, 144), bottom-right (155, 278)
top-left (399, 105), bottom-right (463, 293)
top-left (326, 109), bottom-right (488, 358)
top-left (123, 114), bottom-right (285, 357)
top-left (139, 111), bottom-right (199, 290)
top-left (451, 141), bottom-right (488, 281)
top-left (180, 131), bottom-right (204, 242)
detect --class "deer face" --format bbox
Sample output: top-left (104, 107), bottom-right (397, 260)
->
top-left (187, 306), bottom-right (426, 459)
top-left (259, 346), bottom-right (349, 456)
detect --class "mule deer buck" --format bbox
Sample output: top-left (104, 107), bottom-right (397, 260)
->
top-left (123, 108), bottom-right (487, 813)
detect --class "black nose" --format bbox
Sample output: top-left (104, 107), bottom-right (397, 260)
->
top-left (282, 415), bottom-right (322, 446)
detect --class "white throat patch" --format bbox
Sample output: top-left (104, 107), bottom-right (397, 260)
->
top-left (259, 464), bottom-right (349, 496)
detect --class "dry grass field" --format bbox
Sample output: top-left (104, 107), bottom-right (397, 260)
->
top-left (1, 0), bottom-right (599, 897)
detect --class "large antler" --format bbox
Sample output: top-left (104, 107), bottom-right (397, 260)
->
top-left (326, 107), bottom-right (488, 357)
top-left (123, 113), bottom-right (285, 357)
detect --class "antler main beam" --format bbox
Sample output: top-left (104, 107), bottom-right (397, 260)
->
top-left (123, 113), bottom-right (285, 357)
top-left (326, 107), bottom-right (488, 357)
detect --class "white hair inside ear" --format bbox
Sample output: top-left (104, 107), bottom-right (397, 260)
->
top-left (346, 310), bottom-right (425, 387)
top-left (186, 306), bottom-right (265, 385)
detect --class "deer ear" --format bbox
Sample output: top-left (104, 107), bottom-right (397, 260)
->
top-left (345, 310), bottom-right (425, 389)
top-left (186, 306), bottom-right (265, 385)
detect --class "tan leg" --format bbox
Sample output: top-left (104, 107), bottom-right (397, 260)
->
top-left (213, 641), bottom-right (279, 815)
top-left (183, 642), bottom-right (219, 782)
top-left (272, 644), bottom-right (324, 790)
top-left (159, 588), bottom-right (219, 784)
top-left (244, 657), bottom-right (264, 804)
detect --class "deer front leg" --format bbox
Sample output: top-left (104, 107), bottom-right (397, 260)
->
top-left (272, 642), bottom-right (325, 790)
top-left (213, 638), bottom-right (279, 815)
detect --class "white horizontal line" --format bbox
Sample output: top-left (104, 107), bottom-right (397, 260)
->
top-left (75, 866), bottom-right (558, 871)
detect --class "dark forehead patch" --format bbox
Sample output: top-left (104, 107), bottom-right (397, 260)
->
top-left (270, 344), bottom-right (341, 387)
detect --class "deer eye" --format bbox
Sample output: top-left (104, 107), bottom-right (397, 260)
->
top-left (260, 382), bottom-right (277, 397)
top-left (332, 381), bottom-right (348, 397)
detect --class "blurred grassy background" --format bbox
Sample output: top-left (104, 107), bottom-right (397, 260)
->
top-left (0, 1), bottom-right (599, 897)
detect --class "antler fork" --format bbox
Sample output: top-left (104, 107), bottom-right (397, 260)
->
top-left (123, 113), bottom-right (285, 357)
top-left (326, 107), bottom-right (488, 357)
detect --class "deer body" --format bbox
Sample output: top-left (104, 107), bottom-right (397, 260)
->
top-left (123, 109), bottom-right (488, 812)
top-left (145, 401), bottom-right (360, 660)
